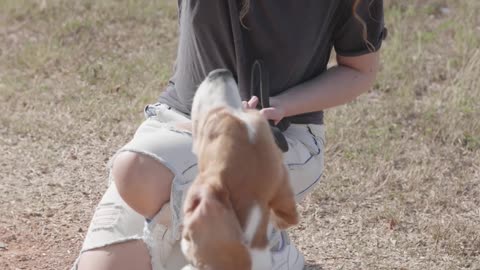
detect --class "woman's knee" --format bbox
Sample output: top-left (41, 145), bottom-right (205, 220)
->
top-left (112, 151), bottom-right (174, 218)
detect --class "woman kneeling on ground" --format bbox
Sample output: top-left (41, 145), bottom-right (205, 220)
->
top-left (73, 0), bottom-right (386, 269)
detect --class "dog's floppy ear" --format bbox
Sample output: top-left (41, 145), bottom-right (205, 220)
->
top-left (269, 167), bottom-right (299, 229)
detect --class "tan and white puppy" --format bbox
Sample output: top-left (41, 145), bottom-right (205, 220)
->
top-left (181, 69), bottom-right (299, 270)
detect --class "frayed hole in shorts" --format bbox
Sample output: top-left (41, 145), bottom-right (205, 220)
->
top-left (91, 203), bottom-right (123, 231)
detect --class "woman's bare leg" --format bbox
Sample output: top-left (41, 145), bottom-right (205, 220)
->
top-left (112, 151), bottom-right (173, 218)
top-left (76, 152), bottom-right (176, 270)
top-left (77, 240), bottom-right (151, 270)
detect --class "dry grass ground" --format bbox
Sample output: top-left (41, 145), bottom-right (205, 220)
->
top-left (0, 0), bottom-right (479, 269)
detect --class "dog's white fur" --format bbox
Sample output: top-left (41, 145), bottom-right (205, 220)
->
top-left (180, 238), bottom-right (191, 265)
top-left (243, 205), bottom-right (262, 245)
top-left (245, 205), bottom-right (272, 270)
top-left (190, 71), bottom-right (256, 155)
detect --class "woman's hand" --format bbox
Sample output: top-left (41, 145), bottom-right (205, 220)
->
top-left (242, 96), bottom-right (259, 110)
top-left (242, 96), bottom-right (286, 125)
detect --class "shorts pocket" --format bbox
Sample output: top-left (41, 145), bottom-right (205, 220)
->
top-left (307, 124), bottom-right (325, 149)
top-left (283, 125), bottom-right (322, 167)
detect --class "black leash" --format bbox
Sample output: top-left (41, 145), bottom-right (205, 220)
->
top-left (250, 60), bottom-right (289, 152)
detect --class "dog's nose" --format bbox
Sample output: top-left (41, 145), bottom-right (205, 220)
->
top-left (207, 69), bottom-right (233, 80)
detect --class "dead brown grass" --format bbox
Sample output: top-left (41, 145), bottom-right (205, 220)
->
top-left (0, 0), bottom-right (479, 269)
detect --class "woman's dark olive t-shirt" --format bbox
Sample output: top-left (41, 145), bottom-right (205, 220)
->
top-left (159, 0), bottom-right (386, 124)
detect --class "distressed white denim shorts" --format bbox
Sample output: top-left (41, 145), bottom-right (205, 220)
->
top-left (72, 102), bottom-right (325, 269)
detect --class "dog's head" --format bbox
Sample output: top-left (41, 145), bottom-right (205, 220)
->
top-left (181, 184), bottom-right (252, 270)
top-left (190, 69), bottom-right (248, 154)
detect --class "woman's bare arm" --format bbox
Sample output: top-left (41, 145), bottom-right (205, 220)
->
top-left (258, 52), bottom-right (380, 123)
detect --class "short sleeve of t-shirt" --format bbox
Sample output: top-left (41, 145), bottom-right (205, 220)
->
top-left (334, 0), bottom-right (386, 56)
